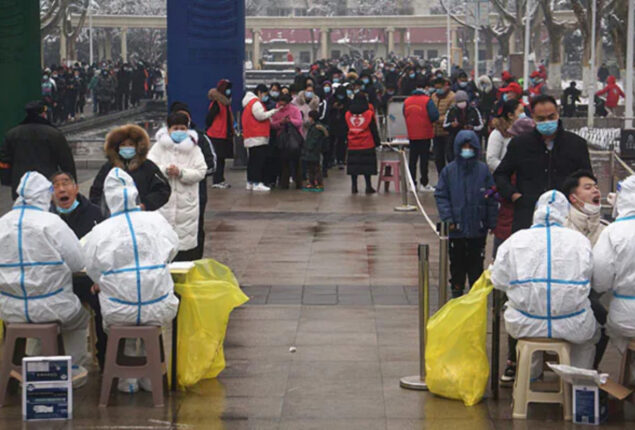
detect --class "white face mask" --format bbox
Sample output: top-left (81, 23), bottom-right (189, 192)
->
top-left (456, 101), bottom-right (467, 109)
top-left (579, 201), bottom-right (601, 216)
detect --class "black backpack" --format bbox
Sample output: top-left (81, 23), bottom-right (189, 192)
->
top-left (278, 123), bottom-right (304, 158)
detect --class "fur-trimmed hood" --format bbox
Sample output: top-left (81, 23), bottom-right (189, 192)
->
top-left (208, 88), bottom-right (231, 106)
top-left (104, 124), bottom-right (150, 171)
top-left (294, 91), bottom-right (320, 110)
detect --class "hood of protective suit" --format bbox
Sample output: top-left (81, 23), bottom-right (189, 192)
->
top-left (616, 175), bottom-right (635, 218)
top-left (532, 190), bottom-right (569, 227)
top-left (13, 171), bottom-right (53, 210)
top-left (104, 168), bottom-right (139, 215)
top-left (453, 130), bottom-right (481, 159)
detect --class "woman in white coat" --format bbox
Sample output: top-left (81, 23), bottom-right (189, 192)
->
top-left (149, 112), bottom-right (207, 261)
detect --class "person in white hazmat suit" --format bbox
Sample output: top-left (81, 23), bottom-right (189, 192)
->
top-left (491, 190), bottom-right (599, 376)
top-left (592, 175), bottom-right (635, 384)
top-left (0, 171), bottom-right (89, 385)
top-left (82, 167), bottom-right (179, 393)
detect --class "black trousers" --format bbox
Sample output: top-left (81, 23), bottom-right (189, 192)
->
top-left (247, 145), bottom-right (268, 184)
top-left (449, 237), bottom-right (486, 296)
top-left (433, 136), bottom-right (451, 176)
top-left (409, 139), bottom-right (432, 187)
top-left (279, 156), bottom-right (302, 189)
top-left (334, 135), bottom-right (347, 164)
top-left (213, 157), bottom-right (226, 184)
top-left (72, 274), bottom-right (107, 370)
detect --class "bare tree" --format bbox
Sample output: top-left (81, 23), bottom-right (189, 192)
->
top-left (571, 0), bottom-right (608, 92)
top-left (40, 0), bottom-right (90, 61)
top-left (539, 0), bottom-right (568, 88)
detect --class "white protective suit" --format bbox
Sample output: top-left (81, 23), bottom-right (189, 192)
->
top-left (0, 171), bottom-right (88, 364)
top-left (492, 190), bottom-right (599, 370)
top-left (148, 128), bottom-right (207, 252)
top-left (593, 175), bottom-right (635, 380)
top-left (82, 168), bottom-right (180, 328)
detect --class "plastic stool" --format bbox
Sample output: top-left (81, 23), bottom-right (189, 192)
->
top-left (512, 338), bottom-right (572, 420)
top-left (99, 326), bottom-right (167, 408)
top-left (0, 323), bottom-right (64, 407)
top-left (377, 160), bottom-right (401, 193)
top-left (618, 339), bottom-right (635, 404)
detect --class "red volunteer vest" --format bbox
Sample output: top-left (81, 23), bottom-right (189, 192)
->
top-left (346, 109), bottom-right (375, 150)
top-left (206, 101), bottom-right (229, 139)
top-left (242, 98), bottom-right (270, 139)
top-left (404, 94), bottom-right (434, 140)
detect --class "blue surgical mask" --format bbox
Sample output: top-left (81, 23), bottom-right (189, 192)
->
top-left (171, 131), bottom-right (189, 143)
top-left (518, 112), bottom-right (528, 120)
top-left (323, 86), bottom-right (331, 94)
top-left (270, 90), bottom-right (280, 98)
top-left (536, 120), bottom-right (558, 136)
top-left (337, 94), bottom-right (346, 100)
top-left (119, 147), bottom-right (136, 159)
top-left (502, 93), bottom-right (510, 102)
top-left (362, 78), bottom-right (370, 84)
top-left (459, 81), bottom-right (468, 88)
top-left (409, 73), bottom-right (416, 79)
top-left (305, 91), bottom-right (314, 99)
top-left (56, 199), bottom-right (79, 215)
top-left (460, 148), bottom-right (475, 159)
top-left (333, 78), bottom-right (340, 83)
top-left (225, 89), bottom-right (232, 97)
top-left (435, 88), bottom-right (445, 95)
top-left (262, 94), bottom-right (270, 102)
top-left (346, 90), bottom-right (354, 98)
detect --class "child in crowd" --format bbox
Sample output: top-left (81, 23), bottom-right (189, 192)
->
top-left (434, 130), bottom-right (498, 298)
top-left (302, 110), bottom-right (328, 192)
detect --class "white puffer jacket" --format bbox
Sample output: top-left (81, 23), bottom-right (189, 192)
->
top-left (148, 128), bottom-right (207, 251)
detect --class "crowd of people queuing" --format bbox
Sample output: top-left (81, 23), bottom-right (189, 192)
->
top-left (1, 51), bottom-right (634, 395)
top-left (40, 60), bottom-right (166, 124)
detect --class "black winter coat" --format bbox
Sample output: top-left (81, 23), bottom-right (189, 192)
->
top-left (89, 159), bottom-right (171, 216)
top-left (0, 115), bottom-right (76, 199)
top-left (52, 194), bottom-right (104, 239)
top-left (494, 122), bottom-right (592, 232)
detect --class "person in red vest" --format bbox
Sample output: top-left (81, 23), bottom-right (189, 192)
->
top-left (206, 79), bottom-right (234, 189)
top-left (403, 85), bottom-right (440, 192)
top-left (528, 70), bottom-right (547, 101)
top-left (241, 84), bottom-right (279, 192)
top-left (346, 93), bottom-right (380, 194)
top-left (596, 75), bottom-right (625, 117)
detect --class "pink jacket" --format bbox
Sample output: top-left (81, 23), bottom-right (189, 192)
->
top-left (270, 103), bottom-right (303, 136)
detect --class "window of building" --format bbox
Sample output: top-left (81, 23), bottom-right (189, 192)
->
top-left (299, 51), bottom-right (311, 64)
top-left (414, 49), bottom-right (425, 58)
top-left (294, 8), bottom-right (307, 16)
top-left (427, 49), bottom-right (438, 59)
top-left (266, 7), bottom-right (292, 16)
top-left (331, 50), bottom-right (341, 59)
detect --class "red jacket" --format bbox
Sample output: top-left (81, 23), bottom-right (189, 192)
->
top-left (346, 109), bottom-right (375, 151)
top-left (242, 98), bottom-right (270, 139)
top-left (596, 76), bottom-right (625, 108)
top-left (207, 101), bottom-right (230, 139)
top-left (403, 94), bottom-right (435, 140)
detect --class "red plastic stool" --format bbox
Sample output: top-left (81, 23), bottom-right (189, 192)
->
top-left (377, 160), bottom-right (401, 193)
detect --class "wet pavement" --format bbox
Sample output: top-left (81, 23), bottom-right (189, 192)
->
top-left (1, 162), bottom-right (635, 429)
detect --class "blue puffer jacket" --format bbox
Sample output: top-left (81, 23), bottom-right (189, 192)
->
top-left (434, 130), bottom-right (499, 238)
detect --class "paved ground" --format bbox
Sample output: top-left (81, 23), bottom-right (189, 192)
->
top-left (1, 165), bottom-right (634, 429)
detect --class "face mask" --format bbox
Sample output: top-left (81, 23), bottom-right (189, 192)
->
top-left (387, 91), bottom-right (395, 96)
top-left (119, 147), bottom-right (136, 159)
top-left (456, 101), bottom-right (467, 109)
top-left (362, 78), bottom-right (369, 84)
top-left (460, 148), bottom-right (475, 159)
top-left (435, 88), bottom-right (445, 95)
top-left (409, 73), bottom-right (415, 79)
top-left (305, 91), bottom-right (314, 99)
top-left (502, 93), bottom-right (510, 102)
top-left (261, 94), bottom-right (270, 102)
top-left (171, 130), bottom-right (189, 143)
top-left (459, 81), bottom-right (468, 88)
top-left (225, 89), bottom-right (232, 97)
top-left (337, 94), bottom-right (345, 100)
top-left (580, 202), bottom-right (601, 216)
top-left (354, 88), bottom-right (360, 94)
top-left (536, 120), bottom-right (558, 136)
top-left (43, 75), bottom-right (49, 80)
top-left (270, 90), bottom-right (280, 98)
top-left (518, 112), bottom-right (528, 120)
top-left (324, 86), bottom-right (331, 94)
top-left (333, 78), bottom-right (340, 83)
top-left (346, 90), bottom-right (354, 98)
top-left (390, 68), bottom-right (395, 72)
top-left (56, 199), bottom-right (79, 215)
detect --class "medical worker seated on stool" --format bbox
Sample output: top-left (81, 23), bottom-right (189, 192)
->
top-left (0, 171), bottom-right (89, 386)
top-left (491, 190), bottom-right (599, 378)
top-left (82, 168), bottom-right (179, 394)
top-left (593, 175), bottom-right (635, 384)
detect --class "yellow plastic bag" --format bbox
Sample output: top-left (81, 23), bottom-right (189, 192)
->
top-left (173, 259), bottom-right (249, 389)
top-left (425, 271), bottom-right (493, 406)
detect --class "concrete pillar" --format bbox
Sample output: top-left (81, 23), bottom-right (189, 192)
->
top-left (59, 20), bottom-right (67, 65)
top-left (398, 29), bottom-right (406, 57)
top-left (105, 32), bottom-right (113, 61)
top-left (386, 27), bottom-right (395, 55)
top-left (121, 27), bottom-right (128, 62)
top-left (320, 28), bottom-right (329, 60)
top-left (253, 29), bottom-right (261, 70)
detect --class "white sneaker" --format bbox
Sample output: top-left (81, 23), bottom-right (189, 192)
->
top-left (139, 377), bottom-right (152, 392)
top-left (212, 182), bottom-right (231, 189)
top-left (422, 185), bottom-right (435, 192)
top-left (246, 182), bottom-right (253, 191)
top-left (252, 183), bottom-right (271, 192)
top-left (117, 378), bottom-right (139, 393)
top-left (71, 365), bottom-right (88, 389)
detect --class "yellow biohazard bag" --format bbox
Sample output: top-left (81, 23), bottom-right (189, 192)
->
top-left (173, 259), bottom-right (249, 389)
top-left (425, 271), bottom-right (493, 406)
